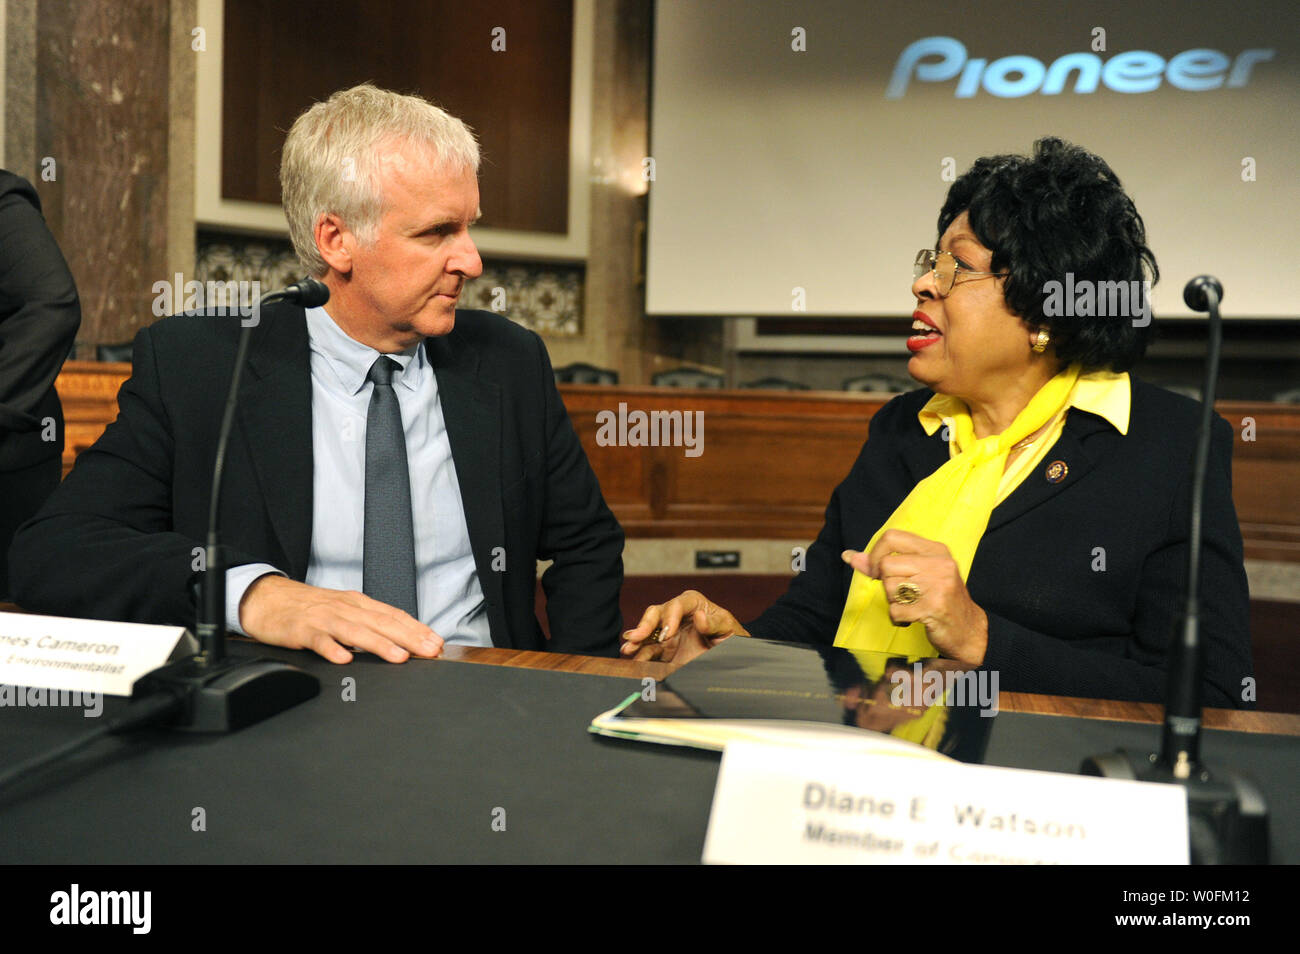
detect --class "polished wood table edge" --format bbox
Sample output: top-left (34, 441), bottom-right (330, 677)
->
top-left (439, 646), bottom-right (1299, 735)
top-left (437, 644), bottom-right (675, 681)
top-left (2, 606), bottom-right (1294, 734)
top-left (998, 691), bottom-right (1300, 736)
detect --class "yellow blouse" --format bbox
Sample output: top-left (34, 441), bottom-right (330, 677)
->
top-left (917, 370), bottom-right (1131, 504)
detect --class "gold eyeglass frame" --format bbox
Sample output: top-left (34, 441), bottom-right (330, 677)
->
top-left (914, 248), bottom-right (1008, 297)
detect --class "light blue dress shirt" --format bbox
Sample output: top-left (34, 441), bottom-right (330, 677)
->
top-left (225, 306), bottom-right (491, 646)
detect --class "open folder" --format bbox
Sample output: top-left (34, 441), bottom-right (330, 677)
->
top-left (590, 636), bottom-right (995, 762)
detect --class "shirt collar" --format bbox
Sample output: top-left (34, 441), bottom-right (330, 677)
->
top-left (305, 305), bottom-right (428, 396)
top-left (918, 369), bottom-right (1131, 437)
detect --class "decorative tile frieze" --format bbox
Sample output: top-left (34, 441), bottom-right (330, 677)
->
top-left (196, 231), bottom-right (583, 336)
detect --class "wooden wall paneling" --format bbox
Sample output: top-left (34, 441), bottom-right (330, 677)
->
top-left (559, 386), bottom-right (877, 538)
top-left (52, 371), bottom-right (1300, 561)
top-left (1218, 401), bottom-right (1300, 562)
top-left (219, 0), bottom-right (572, 234)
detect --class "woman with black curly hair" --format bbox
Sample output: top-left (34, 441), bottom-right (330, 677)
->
top-left (624, 137), bottom-right (1254, 708)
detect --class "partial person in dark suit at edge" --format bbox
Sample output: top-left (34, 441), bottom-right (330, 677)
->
top-left (624, 138), bottom-right (1254, 708)
top-left (1, 170), bottom-right (81, 601)
top-left (10, 85), bottom-right (624, 661)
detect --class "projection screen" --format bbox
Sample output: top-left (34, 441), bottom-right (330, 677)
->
top-left (645, 0), bottom-right (1299, 318)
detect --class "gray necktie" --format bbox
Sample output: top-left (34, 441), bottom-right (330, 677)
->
top-left (363, 356), bottom-right (418, 618)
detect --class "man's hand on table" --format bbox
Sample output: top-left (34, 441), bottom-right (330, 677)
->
top-left (238, 575), bottom-right (443, 664)
top-left (621, 589), bottom-right (749, 664)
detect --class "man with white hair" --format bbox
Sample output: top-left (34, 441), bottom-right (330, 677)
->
top-left (11, 84), bottom-right (625, 660)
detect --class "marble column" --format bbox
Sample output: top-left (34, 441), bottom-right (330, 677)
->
top-left (4, 0), bottom-right (196, 353)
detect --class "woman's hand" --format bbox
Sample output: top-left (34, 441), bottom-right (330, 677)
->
top-left (842, 529), bottom-right (989, 666)
top-left (620, 590), bottom-right (750, 664)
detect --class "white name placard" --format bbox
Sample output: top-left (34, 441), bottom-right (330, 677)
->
top-left (703, 740), bottom-right (1189, 865)
top-left (0, 612), bottom-right (197, 698)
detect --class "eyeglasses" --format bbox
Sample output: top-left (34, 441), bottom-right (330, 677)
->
top-left (914, 249), bottom-right (1007, 297)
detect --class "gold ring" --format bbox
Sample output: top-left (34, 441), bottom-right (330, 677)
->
top-left (894, 582), bottom-right (922, 605)
top-left (648, 626), bottom-right (663, 643)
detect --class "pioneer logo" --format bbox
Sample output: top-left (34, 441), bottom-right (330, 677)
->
top-left (886, 36), bottom-right (1275, 98)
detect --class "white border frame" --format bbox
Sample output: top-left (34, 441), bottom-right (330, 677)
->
top-left (194, 0), bottom-right (593, 261)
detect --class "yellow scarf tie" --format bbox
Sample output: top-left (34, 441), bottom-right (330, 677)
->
top-left (833, 364), bottom-right (1082, 656)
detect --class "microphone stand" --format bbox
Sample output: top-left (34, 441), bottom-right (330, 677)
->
top-left (1080, 276), bottom-right (1268, 864)
top-left (128, 281), bottom-right (325, 732)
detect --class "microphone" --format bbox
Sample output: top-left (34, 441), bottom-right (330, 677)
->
top-left (1183, 274), bottom-right (1223, 313)
top-left (1080, 275), bottom-right (1268, 864)
top-left (266, 277), bottom-right (330, 309)
top-left (129, 280), bottom-right (325, 732)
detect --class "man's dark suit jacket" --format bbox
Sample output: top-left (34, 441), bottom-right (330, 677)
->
top-left (0, 170), bottom-right (79, 472)
top-left (9, 304), bottom-right (625, 656)
top-left (1, 170), bottom-right (81, 601)
top-left (748, 380), bottom-right (1254, 707)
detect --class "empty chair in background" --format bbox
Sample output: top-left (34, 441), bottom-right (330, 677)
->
top-left (740, 376), bottom-right (809, 390)
top-left (843, 372), bottom-right (914, 393)
top-left (651, 367), bottom-right (725, 389)
top-left (96, 342), bottom-right (134, 363)
top-left (553, 362), bottom-right (618, 385)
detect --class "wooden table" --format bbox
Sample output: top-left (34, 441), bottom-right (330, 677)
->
top-left (438, 644), bottom-right (1300, 735)
top-left (3, 602), bottom-right (1295, 736)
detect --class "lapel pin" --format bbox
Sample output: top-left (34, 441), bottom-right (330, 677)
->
top-left (1045, 459), bottom-right (1068, 483)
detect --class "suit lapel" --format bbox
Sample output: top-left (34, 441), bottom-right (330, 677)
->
top-left (903, 421), bottom-right (950, 486)
top-left (237, 304), bottom-right (314, 579)
top-left (894, 399), bottom-right (1119, 533)
top-left (986, 408), bottom-right (1116, 533)
top-left (426, 330), bottom-right (508, 646)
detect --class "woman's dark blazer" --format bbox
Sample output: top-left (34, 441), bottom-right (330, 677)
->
top-left (747, 379), bottom-right (1254, 708)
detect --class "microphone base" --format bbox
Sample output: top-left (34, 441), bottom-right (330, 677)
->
top-left (1080, 749), bottom-right (1269, 864)
top-left (132, 653), bottom-right (321, 733)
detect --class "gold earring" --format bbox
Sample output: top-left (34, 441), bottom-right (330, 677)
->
top-left (1032, 329), bottom-right (1050, 353)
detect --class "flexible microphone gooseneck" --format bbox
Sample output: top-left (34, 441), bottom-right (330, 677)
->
top-left (1155, 276), bottom-right (1224, 777)
top-left (1080, 276), bottom-right (1269, 864)
top-left (0, 284), bottom-right (328, 790)
top-left (199, 278), bottom-right (329, 662)
top-left (131, 280), bottom-right (328, 731)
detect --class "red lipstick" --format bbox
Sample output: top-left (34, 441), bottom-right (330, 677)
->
top-left (907, 311), bottom-right (942, 351)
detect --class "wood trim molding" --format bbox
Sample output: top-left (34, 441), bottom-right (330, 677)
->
top-left (52, 366), bottom-right (1300, 561)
